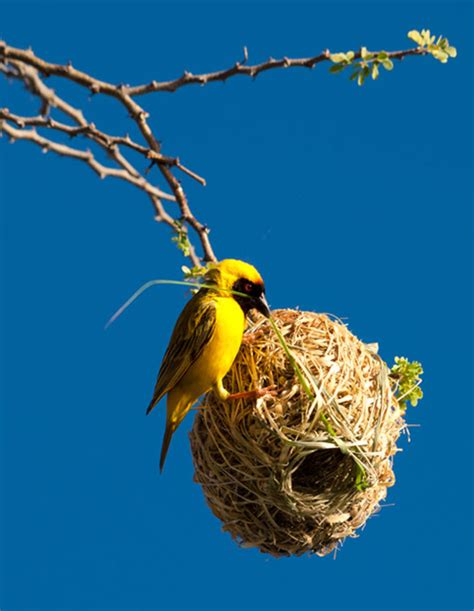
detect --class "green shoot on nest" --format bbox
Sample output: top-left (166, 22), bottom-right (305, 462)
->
top-left (390, 357), bottom-right (423, 413)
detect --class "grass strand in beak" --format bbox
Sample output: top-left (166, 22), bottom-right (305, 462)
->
top-left (105, 279), bottom-right (251, 329)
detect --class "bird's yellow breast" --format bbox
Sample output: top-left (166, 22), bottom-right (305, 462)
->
top-left (178, 296), bottom-right (245, 398)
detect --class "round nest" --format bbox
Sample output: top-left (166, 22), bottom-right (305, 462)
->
top-left (190, 309), bottom-right (405, 557)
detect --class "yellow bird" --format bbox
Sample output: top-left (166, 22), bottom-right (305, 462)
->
top-left (146, 259), bottom-right (271, 472)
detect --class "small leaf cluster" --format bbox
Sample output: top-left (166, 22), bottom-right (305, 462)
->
top-left (329, 28), bottom-right (456, 86)
top-left (181, 264), bottom-right (207, 280)
top-left (390, 356), bottom-right (424, 412)
top-left (329, 47), bottom-right (394, 86)
top-left (171, 220), bottom-right (191, 257)
top-left (407, 29), bottom-right (457, 63)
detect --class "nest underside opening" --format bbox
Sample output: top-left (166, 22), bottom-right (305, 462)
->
top-left (190, 309), bottom-right (405, 557)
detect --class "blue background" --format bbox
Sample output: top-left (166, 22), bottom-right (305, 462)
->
top-left (0, 1), bottom-right (472, 609)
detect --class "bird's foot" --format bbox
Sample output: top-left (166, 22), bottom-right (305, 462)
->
top-left (226, 385), bottom-right (277, 401)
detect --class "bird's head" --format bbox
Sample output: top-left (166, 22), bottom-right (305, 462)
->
top-left (204, 259), bottom-right (270, 318)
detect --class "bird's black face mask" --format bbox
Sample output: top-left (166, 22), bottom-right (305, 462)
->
top-left (232, 278), bottom-right (271, 317)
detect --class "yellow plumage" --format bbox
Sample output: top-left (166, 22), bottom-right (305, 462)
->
top-left (146, 259), bottom-right (270, 471)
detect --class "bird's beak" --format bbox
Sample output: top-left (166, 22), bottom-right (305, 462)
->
top-left (254, 293), bottom-right (271, 318)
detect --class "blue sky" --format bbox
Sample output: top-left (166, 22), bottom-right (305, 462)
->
top-left (0, 1), bottom-right (472, 609)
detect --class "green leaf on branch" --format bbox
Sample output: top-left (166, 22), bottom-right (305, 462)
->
top-left (407, 28), bottom-right (457, 64)
top-left (181, 264), bottom-right (207, 280)
top-left (329, 63), bottom-right (347, 74)
top-left (330, 51), bottom-right (354, 63)
top-left (171, 220), bottom-right (191, 257)
top-left (408, 30), bottom-right (424, 46)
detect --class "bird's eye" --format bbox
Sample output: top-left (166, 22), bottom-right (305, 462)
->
top-left (244, 282), bottom-right (253, 293)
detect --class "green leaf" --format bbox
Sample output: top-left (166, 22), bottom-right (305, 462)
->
top-left (354, 461), bottom-right (368, 491)
top-left (407, 30), bottom-right (424, 46)
top-left (349, 70), bottom-right (360, 81)
top-left (382, 58), bottom-right (394, 71)
top-left (421, 29), bottom-right (435, 46)
top-left (346, 51), bottom-right (355, 61)
top-left (371, 63), bottom-right (379, 80)
top-left (361, 46), bottom-right (368, 59)
top-left (446, 46), bottom-right (457, 58)
top-left (329, 63), bottom-right (347, 73)
top-left (431, 49), bottom-right (449, 63)
top-left (377, 51), bottom-right (388, 60)
top-left (357, 70), bottom-right (365, 86)
top-left (330, 52), bottom-right (348, 63)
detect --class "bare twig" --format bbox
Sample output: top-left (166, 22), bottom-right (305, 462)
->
top-left (0, 109), bottom-right (206, 185)
top-left (0, 121), bottom-right (174, 202)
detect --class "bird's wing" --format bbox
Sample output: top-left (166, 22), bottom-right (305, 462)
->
top-left (146, 295), bottom-right (216, 414)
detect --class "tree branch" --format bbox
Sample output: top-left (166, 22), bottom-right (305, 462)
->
top-left (0, 31), bottom-right (454, 267)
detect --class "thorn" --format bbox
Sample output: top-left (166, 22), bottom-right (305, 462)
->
top-left (242, 45), bottom-right (249, 63)
top-left (145, 160), bottom-right (155, 175)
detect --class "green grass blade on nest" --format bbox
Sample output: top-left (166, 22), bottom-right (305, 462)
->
top-left (267, 315), bottom-right (369, 491)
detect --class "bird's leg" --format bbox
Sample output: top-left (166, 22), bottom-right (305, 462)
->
top-left (215, 379), bottom-right (230, 401)
top-left (226, 385), bottom-right (277, 401)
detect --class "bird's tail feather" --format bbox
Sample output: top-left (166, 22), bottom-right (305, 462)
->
top-left (159, 422), bottom-right (174, 473)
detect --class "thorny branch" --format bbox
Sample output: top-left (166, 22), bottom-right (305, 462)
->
top-left (0, 38), bottom-right (444, 266)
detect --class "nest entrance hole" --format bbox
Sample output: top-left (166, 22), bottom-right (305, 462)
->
top-left (292, 448), bottom-right (358, 495)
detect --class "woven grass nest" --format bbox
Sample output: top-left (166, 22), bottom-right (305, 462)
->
top-left (190, 309), bottom-right (406, 557)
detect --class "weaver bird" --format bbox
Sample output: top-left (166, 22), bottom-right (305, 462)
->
top-left (146, 259), bottom-right (271, 472)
